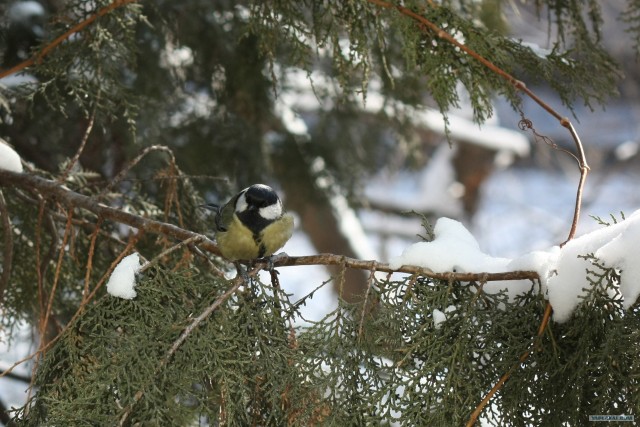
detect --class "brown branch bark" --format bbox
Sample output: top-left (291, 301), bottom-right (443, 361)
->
top-left (0, 169), bottom-right (540, 282)
top-left (0, 169), bottom-right (221, 256)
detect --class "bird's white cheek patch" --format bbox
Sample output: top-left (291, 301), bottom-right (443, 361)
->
top-left (235, 192), bottom-right (248, 212)
top-left (260, 201), bottom-right (282, 220)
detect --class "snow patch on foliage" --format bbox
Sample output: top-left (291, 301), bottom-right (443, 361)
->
top-left (390, 211), bottom-right (640, 322)
top-left (0, 142), bottom-right (23, 173)
top-left (389, 217), bottom-right (511, 273)
top-left (107, 253), bottom-right (142, 300)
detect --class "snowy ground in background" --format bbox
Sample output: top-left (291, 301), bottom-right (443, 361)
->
top-left (2, 167), bottom-right (639, 417)
top-left (476, 168), bottom-right (640, 257)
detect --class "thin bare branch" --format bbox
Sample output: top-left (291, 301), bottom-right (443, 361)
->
top-left (82, 216), bottom-right (103, 302)
top-left (39, 210), bottom-right (74, 348)
top-left (60, 106), bottom-right (98, 182)
top-left (366, 0), bottom-right (589, 247)
top-left (0, 169), bottom-right (221, 255)
top-left (102, 145), bottom-right (177, 195)
top-left (358, 262), bottom-right (378, 341)
top-left (139, 235), bottom-right (205, 273)
top-left (0, 169), bottom-right (540, 283)
top-left (467, 299), bottom-right (552, 427)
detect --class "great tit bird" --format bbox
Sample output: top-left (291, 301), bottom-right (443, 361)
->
top-left (206, 184), bottom-right (294, 261)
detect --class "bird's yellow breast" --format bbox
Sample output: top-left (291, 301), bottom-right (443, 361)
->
top-left (260, 213), bottom-right (294, 257)
top-left (216, 213), bottom-right (294, 261)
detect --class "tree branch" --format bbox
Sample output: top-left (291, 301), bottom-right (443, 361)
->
top-left (0, 169), bottom-right (221, 256)
top-left (366, 0), bottom-right (589, 247)
top-left (0, 170), bottom-right (539, 283)
top-left (363, 3), bottom-right (589, 424)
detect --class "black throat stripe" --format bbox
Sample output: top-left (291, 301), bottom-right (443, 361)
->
top-left (237, 210), bottom-right (274, 235)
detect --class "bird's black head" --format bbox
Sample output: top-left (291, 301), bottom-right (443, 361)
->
top-left (243, 184), bottom-right (279, 210)
top-left (235, 184), bottom-right (283, 234)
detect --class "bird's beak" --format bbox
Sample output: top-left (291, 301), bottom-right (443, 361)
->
top-left (199, 203), bottom-right (219, 212)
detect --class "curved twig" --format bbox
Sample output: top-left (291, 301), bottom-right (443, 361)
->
top-left (82, 216), bottom-right (103, 302)
top-left (101, 145), bottom-right (177, 195)
top-left (365, 1), bottom-right (589, 241)
top-left (139, 234), bottom-right (205, 273)
top-left (465, 299), bottom-right (552, 427)
top-left (361, 3), bottom-right (589, 424)
top-left (59, 105), bottom-right (98, 183)
top-left (38, 210), bottom-right (74, 349)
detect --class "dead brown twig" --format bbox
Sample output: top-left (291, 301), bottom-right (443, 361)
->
top-left (59, 106), bottom-right (98, 183)
top-left (82, 216), bottom-right (104, 303)
top-left (102, 145), bottom-right (177, 196)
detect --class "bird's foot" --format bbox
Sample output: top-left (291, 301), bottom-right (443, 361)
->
top-left (234, 261), bottom-right (250, 283)
top-left (265, 252), bottom-right (289, 272)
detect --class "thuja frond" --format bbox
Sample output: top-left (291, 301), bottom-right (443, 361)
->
top-left (247, 0), bottom-right (619, 126)
top-left (590, 212), bottom-right (627, 226)
top-left (7, 223), bottom-right (640, 426)
top-left (623, 0), bottom-right (640, 54)
top-left (23, 0), bottom-right (142, 124)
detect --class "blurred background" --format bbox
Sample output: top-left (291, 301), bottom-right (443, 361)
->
top-left (1, 0), bottom-right (639, 418)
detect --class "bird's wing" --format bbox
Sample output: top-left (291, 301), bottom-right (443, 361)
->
top-left (215, 194), bottom-right (240, 232)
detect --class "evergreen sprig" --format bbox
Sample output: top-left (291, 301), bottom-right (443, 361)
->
top-left (2, 1), bottom-right (640, 425)
top-left (11, 252), bottom-right (637, 425)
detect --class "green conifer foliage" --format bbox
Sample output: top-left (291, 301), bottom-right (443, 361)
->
top-left (1, 1), bottom-right (640, 425)
top-left (10, 259), bottom-right (639, 425)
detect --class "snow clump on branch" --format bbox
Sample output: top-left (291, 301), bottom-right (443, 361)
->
top-left (390, 210), bottom-right (640, 322)
top-left (107, 253), bottom-right (142, 300)
top-left (0, 141), bottom-right (23, 173)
